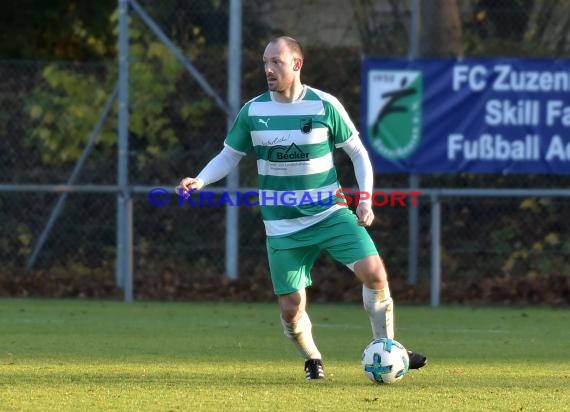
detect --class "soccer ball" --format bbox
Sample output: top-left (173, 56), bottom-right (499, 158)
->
top-left (362, 338), bottom-right (410, 384)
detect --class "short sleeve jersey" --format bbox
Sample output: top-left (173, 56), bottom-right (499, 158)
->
top-left (225, 85), bottom-right (359, 237)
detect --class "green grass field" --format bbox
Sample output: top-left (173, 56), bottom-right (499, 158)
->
top-left (0, 299), bottom-right (568, 411)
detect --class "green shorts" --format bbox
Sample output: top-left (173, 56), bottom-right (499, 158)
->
top-left (266, 208), bottom-right (379, 295)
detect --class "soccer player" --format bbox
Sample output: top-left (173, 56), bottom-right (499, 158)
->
top-left (177, 36), bottom-right (427, 380)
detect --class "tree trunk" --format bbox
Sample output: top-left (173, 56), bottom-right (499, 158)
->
top-left (351, 0), bottom-right (410, 56)
top-left (525, 0), bottom-right (570, 54)
top-left (420, 0), bottom-right (464, 57)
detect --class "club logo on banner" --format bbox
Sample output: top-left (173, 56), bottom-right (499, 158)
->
top-left (366, 70), bottom-right (423, 160)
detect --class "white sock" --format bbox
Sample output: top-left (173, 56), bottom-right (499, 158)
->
top-left (362, 285), bottom-right (394, 339)
top-left (280, 312), bottom-right (322, 360)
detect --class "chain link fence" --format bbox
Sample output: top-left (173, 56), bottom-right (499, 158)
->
top-left (1, 0), bottom-right (569, 302)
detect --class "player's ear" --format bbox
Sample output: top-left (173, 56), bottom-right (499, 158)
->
top-left (293, 57), bottom-right (303, 71)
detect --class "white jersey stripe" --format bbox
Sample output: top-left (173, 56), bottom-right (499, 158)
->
top-left (257, 152), bottom-right (334, 177)
top-left (251, 128), bottom-right (329, 147)
top-left (264, 204), bottom-right (344, 236)
top-left (249, 100), bottom-right (326, 117)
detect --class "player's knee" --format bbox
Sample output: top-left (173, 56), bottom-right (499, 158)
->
top-left (355, 256), bottom-right (388, 289)
top-left (279, 298), bottom-right (302, 323)
top-left (278, 290), bottom-right (305, 322)
top-left (281, 306), bottom-right (302, 323)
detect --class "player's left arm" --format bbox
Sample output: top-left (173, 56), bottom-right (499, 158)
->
top-left (324, 94), bottom-right (375, 227)
top-left (341, 136), bottom-right (375, 227)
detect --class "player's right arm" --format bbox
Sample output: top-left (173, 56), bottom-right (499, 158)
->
top-left (177, 102), bottom-right (253, 196)
top-left (176, 145), bottom-right (244, 195)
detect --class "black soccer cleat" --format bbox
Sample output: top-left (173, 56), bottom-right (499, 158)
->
top-left (304, 359), bottom-right (325, 380)
top-left (407, 351), bottom-right (428, 369)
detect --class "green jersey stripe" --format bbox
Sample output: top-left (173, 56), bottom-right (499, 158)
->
top-left (261, 198), bottom-right (341, 220)
top-left (258, 168), bottom-right (338, 191)
top-left (258, 182), bottom-right (340, 205)
top-left (250, 116), bottom-right (328, 135)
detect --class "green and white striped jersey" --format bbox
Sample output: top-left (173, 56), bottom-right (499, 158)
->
top-left (225, 85), bottom-right (358, 237)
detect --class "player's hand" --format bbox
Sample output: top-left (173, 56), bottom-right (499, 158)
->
top-left (175, 177), bottom-right (204, 196)
top-left (356, 202), bottom-right (374, 227)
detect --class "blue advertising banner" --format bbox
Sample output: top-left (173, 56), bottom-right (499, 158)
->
top-left (361, 58), bottom-right (570, 174)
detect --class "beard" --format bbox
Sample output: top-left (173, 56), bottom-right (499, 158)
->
top-left (267, 78), bottom-right (279, 91)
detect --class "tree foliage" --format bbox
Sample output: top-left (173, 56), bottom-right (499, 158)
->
top-left (24, 11), bottom-right (213, 166)
top-left (465, 0), bottom-right (570, 56)
top-left (0, 0), bottom-right (116, 61)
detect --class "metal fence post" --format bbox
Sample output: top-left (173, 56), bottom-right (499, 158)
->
top-left (118, 0), bottom-right (133, 302)
top-left (225, 0), bottom-right (242, 280)
top-left (408, 174), bottom-right (420, 284)
top-left (430, 193), bottom-right (441, 307)
top-left (407, 0), bottom-right (421, 285)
